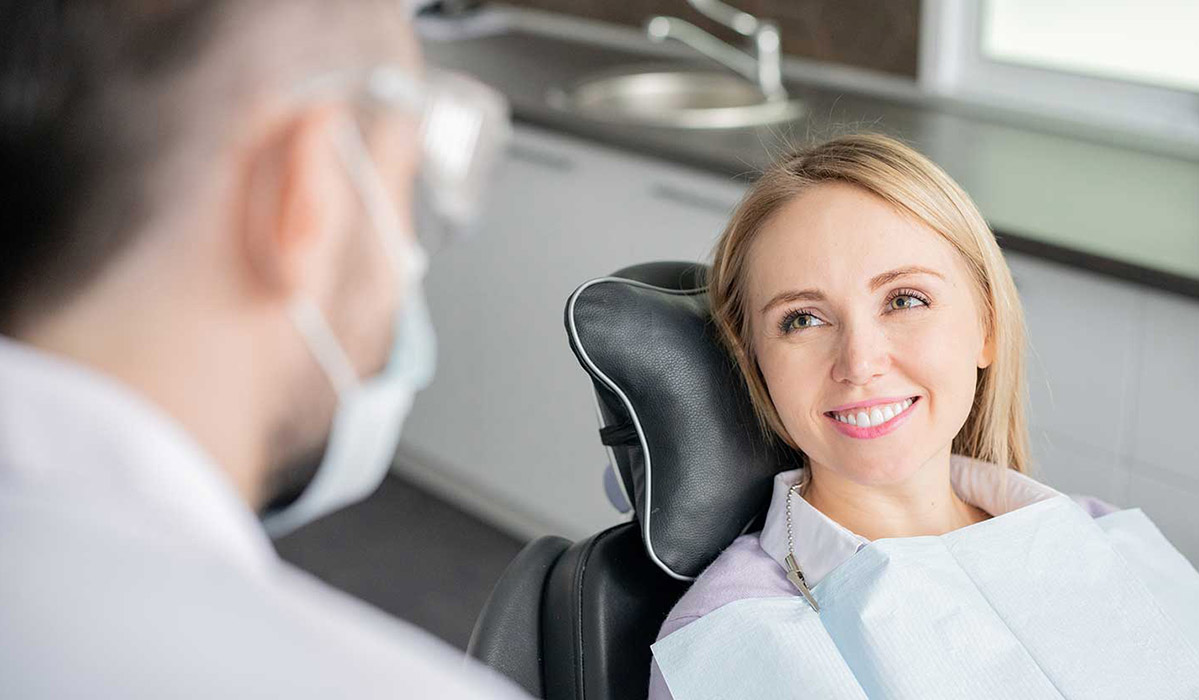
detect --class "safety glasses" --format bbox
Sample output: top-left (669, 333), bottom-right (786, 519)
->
top-left (299, 64), bottom-right (512, 250)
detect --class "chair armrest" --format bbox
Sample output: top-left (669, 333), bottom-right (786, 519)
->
top-left (468, 535), bottom-right (572, 698)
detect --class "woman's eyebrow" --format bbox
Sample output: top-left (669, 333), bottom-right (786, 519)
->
top-left (868, 265), bottom-right (944, 290)
top-left (758, 266), bottom-right (944, 315)
top-left (760, 288), bottom-right (826, 315)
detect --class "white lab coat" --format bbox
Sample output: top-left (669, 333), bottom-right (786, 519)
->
top-left (0, 337), bottom-right (528, 699)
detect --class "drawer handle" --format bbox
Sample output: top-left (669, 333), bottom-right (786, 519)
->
top-left (508, 143), bottom-right (576, 172)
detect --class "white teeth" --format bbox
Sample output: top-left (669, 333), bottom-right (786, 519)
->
top-left (833, 398), bottom-right (916, 428)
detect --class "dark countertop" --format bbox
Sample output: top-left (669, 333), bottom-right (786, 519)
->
top-left (422, 16), bottom-right (1199, 299)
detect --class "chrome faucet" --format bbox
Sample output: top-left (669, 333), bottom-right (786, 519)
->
top-left (645, 0), bottom-right (785, 101)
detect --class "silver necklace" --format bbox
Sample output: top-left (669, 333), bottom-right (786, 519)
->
top-left (785, 477), bottom-right (820, 612)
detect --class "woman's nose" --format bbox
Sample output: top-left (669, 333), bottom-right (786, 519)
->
top-left (830, 321), bottom-right (890, 386)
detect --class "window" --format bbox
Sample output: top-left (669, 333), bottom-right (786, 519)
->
top-left (920, 0), bottom-right (1199, 145)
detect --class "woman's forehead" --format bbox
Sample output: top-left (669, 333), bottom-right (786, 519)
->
top-left (747, 182), bottom-right (967, 302)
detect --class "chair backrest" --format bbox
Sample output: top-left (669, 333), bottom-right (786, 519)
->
top-left (470, 261), bottom-right (794, 698)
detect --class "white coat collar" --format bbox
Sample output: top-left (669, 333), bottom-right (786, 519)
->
top-left (758, 454), bottom-right (1062, 587)
top-left (0, 336), bottom-right (276, 574)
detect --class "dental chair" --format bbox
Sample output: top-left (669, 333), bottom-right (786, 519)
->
top-left (466, 262), bottom-right (799, 699)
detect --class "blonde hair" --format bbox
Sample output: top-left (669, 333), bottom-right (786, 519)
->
top-left (709, 133), bottom-right (1029, 474)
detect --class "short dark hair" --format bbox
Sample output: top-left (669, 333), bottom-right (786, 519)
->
top-left (0, 1), bottom-right (227, 333)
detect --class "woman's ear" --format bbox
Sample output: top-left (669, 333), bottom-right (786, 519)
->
top-left (977, 332), bottom-right (995, 369)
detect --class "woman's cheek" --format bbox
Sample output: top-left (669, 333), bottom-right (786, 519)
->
top-left (900, 319), bottom-right (982, 429)
top-left (759, 343), bottom-right (825, 441)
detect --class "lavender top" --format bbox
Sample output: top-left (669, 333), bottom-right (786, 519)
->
top-left (647, 456), bottom-right (1119, 700)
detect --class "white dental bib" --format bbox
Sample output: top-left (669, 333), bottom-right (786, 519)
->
top-left (652, 494), bottom-right (1199, 699)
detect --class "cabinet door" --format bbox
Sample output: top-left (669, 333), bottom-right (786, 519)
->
top-left (1127, 291), bottom-right (1199, 565)
top-left (399, 125), bottom-right (745, 540)
top-left (1006, 252), bottom-right (1140, 505)
top-left (1009, 251), bottom-right (1199, 566)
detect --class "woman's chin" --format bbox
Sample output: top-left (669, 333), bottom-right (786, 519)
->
top-left (810, 450), bottom-right (932, 488)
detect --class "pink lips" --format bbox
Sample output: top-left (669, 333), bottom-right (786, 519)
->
top-left (826, 396), bottom-right (920, 440)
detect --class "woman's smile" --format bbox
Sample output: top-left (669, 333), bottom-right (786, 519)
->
top-left (824, 396), bottom-right (920, 439)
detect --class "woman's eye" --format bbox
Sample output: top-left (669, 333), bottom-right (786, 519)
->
top-left (782, 312), bottom-right (825, 333)
top-left (889, 294), bottom-right (927, 311)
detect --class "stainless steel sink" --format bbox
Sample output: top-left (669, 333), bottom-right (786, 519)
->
top-left (547, 67), bottom-right (805, 130)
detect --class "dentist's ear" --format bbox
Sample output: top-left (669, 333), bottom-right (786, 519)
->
top-left (238, 105), bottom-right (357, 305)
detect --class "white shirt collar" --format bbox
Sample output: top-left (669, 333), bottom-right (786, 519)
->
top-left (0, 336), bottom-right (276, 573)
top-left (758, 454), bottom-right (1063, 586)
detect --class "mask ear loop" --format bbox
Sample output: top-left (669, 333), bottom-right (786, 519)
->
top-left (287, 117), bottom-right (404, 400)
top-left (289, 297), bottom-right (360, 396)
top-left (333, 112), bottom-right (430, 293)
top-left (332, 116), bottom-right (409, 271)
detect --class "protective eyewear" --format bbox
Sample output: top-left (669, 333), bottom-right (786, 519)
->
top-left (299, 64), bottom-right (512, 249)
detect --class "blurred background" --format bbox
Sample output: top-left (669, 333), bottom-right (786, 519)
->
top-left (277, 0), bottom-right (1199, 648)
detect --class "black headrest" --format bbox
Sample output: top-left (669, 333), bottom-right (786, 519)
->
top-left (564, 261), bottom-right (797, 580)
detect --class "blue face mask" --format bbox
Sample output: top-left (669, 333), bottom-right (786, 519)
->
top-left (262, 119), bottom-right (436, 537)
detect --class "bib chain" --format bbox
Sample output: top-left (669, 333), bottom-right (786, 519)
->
top-left (785, 472), bottom-right (820, 612)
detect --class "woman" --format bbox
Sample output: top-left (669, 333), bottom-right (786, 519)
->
top-left (647, 134), bottom-right (1199, 699)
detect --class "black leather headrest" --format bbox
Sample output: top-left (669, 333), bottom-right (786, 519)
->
top-left (565, 261), bottom-right (797, 580)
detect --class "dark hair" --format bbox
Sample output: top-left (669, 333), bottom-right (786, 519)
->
top-left (0, 1), bottom-right (226, 333)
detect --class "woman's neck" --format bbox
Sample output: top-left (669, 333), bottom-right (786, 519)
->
top-left (802, 449), bottom-right (991, 541)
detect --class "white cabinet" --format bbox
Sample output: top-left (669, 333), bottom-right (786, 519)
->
top-left (1130, 292), bottom-right (1199, 474)
top-left (1008, 251), bottom-right (1199, 565)
top-left (397, 125), bottom-right (745, 540)
top-left (1006, 252), bottom-right (1140, 506)
top-left (1008, 254), bottom-right (1142, 456)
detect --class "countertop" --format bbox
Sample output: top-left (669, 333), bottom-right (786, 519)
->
top-left (421, 9), bottom-right (1199, 299)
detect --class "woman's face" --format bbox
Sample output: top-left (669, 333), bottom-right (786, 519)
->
top-left (747, 182), bottom-right (992, 486)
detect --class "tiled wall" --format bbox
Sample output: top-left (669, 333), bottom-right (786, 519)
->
top-left (500, 0), bottom-right (921, 78)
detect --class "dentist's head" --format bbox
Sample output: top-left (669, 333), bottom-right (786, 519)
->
top-left (0, 0), bottom-right (508, 533)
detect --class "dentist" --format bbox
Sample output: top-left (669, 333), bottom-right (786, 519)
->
top-left (0, 1), bottom-right (519, 697)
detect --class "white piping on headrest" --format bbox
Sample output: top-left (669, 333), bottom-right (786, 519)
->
top-left (566, 275), bottom-right (707, 582)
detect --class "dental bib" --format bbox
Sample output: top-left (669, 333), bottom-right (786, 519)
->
top-left (652, 495), bottom-right (1199, 699)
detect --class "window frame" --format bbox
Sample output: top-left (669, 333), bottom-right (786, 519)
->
top-left (918, 0), bottom-right (1199, 146)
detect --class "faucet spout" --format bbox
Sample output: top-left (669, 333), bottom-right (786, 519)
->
top-left (646, 16), bottom-right (758, 82)
top-left (645, 9), bottom-right (787, 101)
top-left (684, 0), bottom-right (760, 36)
